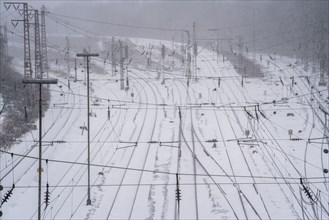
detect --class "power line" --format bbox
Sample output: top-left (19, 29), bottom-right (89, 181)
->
top-left (48, 11), bottom-right (185, 32)
top-left (45, 86), bottom-right (328, 109)
top-left (1, 149), bottom-right (328, 180)
top-left (46, 15), bottom-right (104, 40)
top-left (3, 136), bottom-right (325, 145)
top-left (2, 180), bottom-right (329, 189)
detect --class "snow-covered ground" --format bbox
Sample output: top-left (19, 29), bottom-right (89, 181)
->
top-left (1, 37), bottom-right (329, 220)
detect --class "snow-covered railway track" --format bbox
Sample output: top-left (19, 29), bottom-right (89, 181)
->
top-left (204, 51), bottom-right (328, 219)
top-left (173, 78), bottom-right (239, 219)
top-left (0, 80), bottom-right (69, 179)
top-left (197, 55), bottom-right (272, 219)
top-left (103, 70), bottom-right (158, 220)
top-left (41, 79), bottom-right (126, 220)
top-left (205, 54), bottom-right (307, 219)
top-left (1, 79), bottom-right (77, 188)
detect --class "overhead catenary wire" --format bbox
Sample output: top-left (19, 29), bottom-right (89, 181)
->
top-left (204, 52), bottom-right (328, 218)
top-left (27, 73), bottom-right (126, 219)
top-left (46, 12), bottom-right (328, 71)
top-left (1, 148), bottom-right (328, 180)
top-left (2, 136), bottom-right (326, 144)
top-left (47, 11), bottom-right (186, 32)
top-left (45, 86), bottom-right (328, 109)
top-left (1, 3), bottom-right (326, 218)
top-left (203, 57), bottom-right (271, 218)
top-left (0, 25), bottom-right (322, 127)
top-left (2, 180), bottom-right (329, 189)
top-left (1, 26), bottom-right (326, 111)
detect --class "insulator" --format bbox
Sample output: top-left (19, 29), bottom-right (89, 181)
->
top-left (175, 189), bottom-right (181, 201)
top-left (255, 107), bottom-right (259, 121)
top-left (305, 192), bottom-right (311, 199)
top-left (44, 183), bottom-right (50, 207)
top-left (2, 187), bottom-right (14, 204)
top-left (302, 184), bottom-right (315, 203)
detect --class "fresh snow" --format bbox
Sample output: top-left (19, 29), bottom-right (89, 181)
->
top-left (1, 37), bottom-right (328, 220)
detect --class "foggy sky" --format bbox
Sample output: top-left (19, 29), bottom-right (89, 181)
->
top-left (1, 0), bottom-right (328, 54)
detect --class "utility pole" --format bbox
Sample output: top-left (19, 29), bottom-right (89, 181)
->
top-left (174, 107), bottom-right (182, 220)
top-left (190, 114), bottom-right (199, 220)
top-left (178, 107), bottom-right (182, 158)
top-left (111, 37), bottom-right (116, 76)
top-left (40, 6), bottom-right (49, 80)
top-left (3, 23), bottom-right (8, 57)
top-left (171, 37), bottom-right (175, 70)
top-left (22, 78), bottom-right (58, 220)
top-left (193, 22), bottom-right (198, 81)
top-left (209, 28), bottom-right (219, 63)
top-left (147, 44), bottom-right (153, 68)
top-left (119, 41), bottom-right (124, 90)
top-left (76, 52), bottom-right (99, 206)
top-left (181, 31), bottom-right (185, 66)
top-left (187, 52), bottom-right (191, 86)
top-left (82, 48), bottom-right (88, 82)
top-left (34, 10), bottom-right (42, 79)
top-left (237, 35), bottom-right (244, 69)
top-left (183, 30), bottom-right (191, 86)
top-left (74, 58), bottom-right (77, 82)
top-left (215, 30), bottom-right (219, 63)
top-left (65, 36), bottom-right (70, 79)
top-left (161, 44), bottom-right (166, 85)
top-left (124, 44), bottom-right (129, 91)
top-left (6, 2), bottom-right (32, 78)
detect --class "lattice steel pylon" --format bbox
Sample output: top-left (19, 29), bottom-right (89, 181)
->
top-left (119, 40), bottom-right (124, 90)
top-left (34, 10), bottom-right (42, 79)
top-left (192, 22), bottom-right (197, 80)
top-left (5, 2), bottom-right (33, 78)
top-left (65, 36), bottom-right (70, 77)
top-left (111, 36), bottom-right (116, 76)
top-left (22, 3), bottom-right (32, 79)
top-left (40, 6), bottom-right (48, 79)
top-left (3, 23), bottom-right (9, 57)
